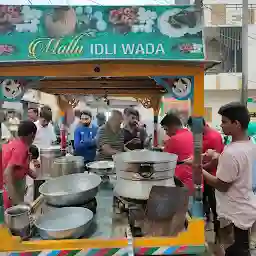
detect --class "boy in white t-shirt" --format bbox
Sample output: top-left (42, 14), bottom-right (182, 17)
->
top-left (202, 102), bottom-right (256, 256)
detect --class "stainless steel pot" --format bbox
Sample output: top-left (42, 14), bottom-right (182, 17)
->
top-left (5, 204), bottom-right (31, 238)
top-left (39, 173), bottom-right (102, 206)
top-left (34, 207), bottom-right (93, 239)
top-left (52, 155), bottom-right (84, 177)
top-left (113, 150), bottom-right (178, 200)
top-left (39, 146), bottom-right (61, 179)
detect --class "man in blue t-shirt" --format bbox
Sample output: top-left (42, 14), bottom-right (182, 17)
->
top-left (74, 111), bottom-right (98, 163)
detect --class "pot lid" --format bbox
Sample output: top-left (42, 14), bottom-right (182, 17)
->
top-left (40, 145), bottom-right (60, 151)
top-left (87, 161), bottom-right (114, 170)
top-left (114, 150), bottom-right (178, 164)
top-left (54, 155), bottom-right (84, 163)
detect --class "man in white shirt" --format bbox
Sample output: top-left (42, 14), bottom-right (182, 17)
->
top-left (33, 107), bottom-right (57, 149)
top-left (69, 110), bottom-right (80, 149)
top-left (1, 122), bottom-right (12, 141)
top-left (202, 102), bottom-right (256, 256)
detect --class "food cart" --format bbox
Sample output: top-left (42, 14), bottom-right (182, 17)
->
top-left (0, 4), bottom-right (218, 255)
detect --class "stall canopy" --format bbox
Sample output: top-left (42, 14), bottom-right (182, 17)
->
top-left (36, 77), bottom-right (166, 96)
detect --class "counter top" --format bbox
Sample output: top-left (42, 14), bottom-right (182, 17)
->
top-left (31, 184), bottom-right (128, 240)
top-left (31, 182), bottom-right (194, 241)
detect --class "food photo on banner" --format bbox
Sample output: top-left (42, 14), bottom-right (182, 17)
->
top-left (153, 76), bottom-right (194, 100)
top-left (0, 5), bottom-right (204, 62)
top-left (0, 77), bottom-right (43, 102)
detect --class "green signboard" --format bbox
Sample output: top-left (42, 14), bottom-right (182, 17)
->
top-left (0, 5), bottom-right (204, 62)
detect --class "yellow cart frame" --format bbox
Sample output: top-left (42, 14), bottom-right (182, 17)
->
top-left (0, 60), bottom-right (214, 255)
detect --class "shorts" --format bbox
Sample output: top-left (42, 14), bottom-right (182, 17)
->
top-left (217, 218), bottom-right (250, 256)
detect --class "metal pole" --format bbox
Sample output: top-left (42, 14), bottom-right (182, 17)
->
top-left (241, 0), bottom-right (249, 106)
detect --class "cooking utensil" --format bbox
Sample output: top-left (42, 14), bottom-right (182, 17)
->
top-left (5, 204), bottom-right (31, 238)
top-left (144, 186), bottom-right (189, 237)
top-left (86, 161), bottom-right (115, 175)
top-left (52, 155), bottom-right (84, 177)
top-left (113, 150), bottom-right (178, 200)
top-left (39, 145), bottom-right (62, 179)
top-left (34, 207), bottom-right (93, 239)
top-left (115, 150), bottom-right (177, 164)
top-left (39, 173), bottom-right (101, 207)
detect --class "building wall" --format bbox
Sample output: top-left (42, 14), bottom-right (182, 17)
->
top-left (204, 3), bottom-right (256, 26)
top-left (204, 0), bottom-right (254, 4)
top-left (205, 90), bottom-right (256, 128)
top-left (248, 25), bottom-right (256, 87)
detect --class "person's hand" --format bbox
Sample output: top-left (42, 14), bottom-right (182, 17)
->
top-left (204, 149), bottom-right (217, 158)
top-left (127, 138), bottom-right (141, 145)
top-left (32, 159), bottom-right (40, 169)
top-left (183, 157), bottom-right (193, 166)
top-left (124, 146), bottom-right (131, 152)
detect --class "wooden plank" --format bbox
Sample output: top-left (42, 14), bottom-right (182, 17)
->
top-left (38, 80), bottom-right (157, 89)
top-left (43, 76), bottom-right (151, 81)
top-left (0, 62), bottom-right (200, 77)
top-left (41, 88), bottom-right (164, 96)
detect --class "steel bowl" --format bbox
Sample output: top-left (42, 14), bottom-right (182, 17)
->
top-left (39, 173), bottom-right (102, 207)
top-left (35, 207), bottom-right (93, 239)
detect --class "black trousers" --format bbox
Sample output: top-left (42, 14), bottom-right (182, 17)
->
top-left (203, 182), bottom-right (218, 222)
top-left (225, 226), bottom-right (250, 256)
top-left (71, 140), bottom-right (75, 149)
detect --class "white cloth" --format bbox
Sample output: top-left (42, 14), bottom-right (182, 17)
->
top-left (216, 140), bottom-right (256, 229)
top-left (69, 117), bottom-right (80, 140)
top-left (24, 162), bottom-right (35, 204)
top-left (1, 123), bottom-right (12, 140)
top-left (33, 120), bottom-right (57, 149)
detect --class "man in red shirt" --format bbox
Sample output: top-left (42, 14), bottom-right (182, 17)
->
top-left (160, 112), bottom-right (194, 193)
top-left (2, 120), bottom-right (38, 209)
top-left (187, 117), bottom-right (224, 226)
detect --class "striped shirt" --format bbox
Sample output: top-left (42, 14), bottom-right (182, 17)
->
top-left (96, 123), bottom-right (124, 160)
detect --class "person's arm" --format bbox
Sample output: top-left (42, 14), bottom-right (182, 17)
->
top-left (4, 148), bottom-right (29, 204)
top-left (164, 137), bottom-right (177, 154)
top-left (203, 151), bottom-right (237, 192)
top-left (1, 123), bottom-right (12, 140)
top-left (4, 166), bottom-right (23, 204)
top-left (98, 128), bottom-right (120, 156)
top-left (140, 128), bottom-right (148, 147)
top-left (102, 144), bottom-right (120, 155)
